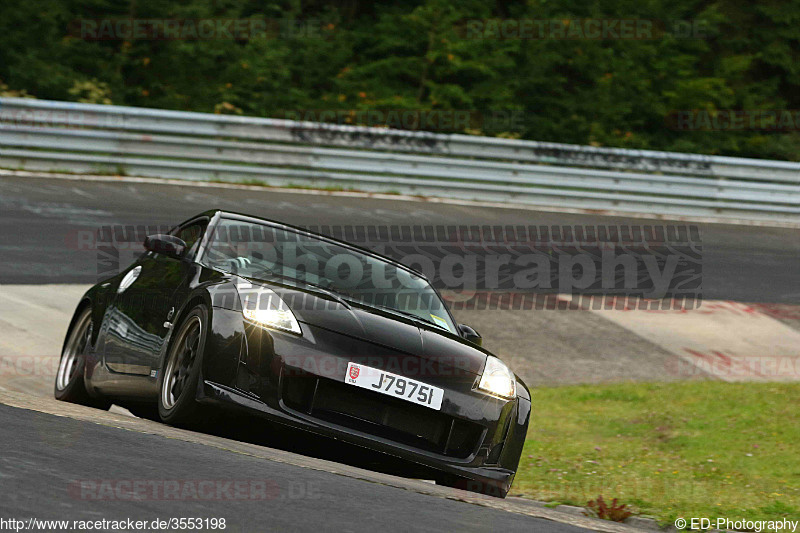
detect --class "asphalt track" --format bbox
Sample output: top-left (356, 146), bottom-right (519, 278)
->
top-left (0, 401), bottom-right (596, 533)
top-left (1, 173), bottom-right (798, 302)
top-left (1, 172), bottom-right (798, 532)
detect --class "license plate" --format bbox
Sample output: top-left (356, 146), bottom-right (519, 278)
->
top-left (344, 362), bottom-right (444, 410)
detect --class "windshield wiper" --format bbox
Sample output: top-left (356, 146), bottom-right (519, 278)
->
top-left (245, 266), bottom-right (333, 292)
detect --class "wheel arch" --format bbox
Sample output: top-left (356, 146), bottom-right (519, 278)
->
top-left (63, 298), bottom-right (94, 354)
top-left (159, 278), bottom-right (246, 399)
top-left (156, 289), bottom-right (214, 378)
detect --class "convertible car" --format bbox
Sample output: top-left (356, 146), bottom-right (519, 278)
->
top-left (55, 210), bottom-right (531, 497)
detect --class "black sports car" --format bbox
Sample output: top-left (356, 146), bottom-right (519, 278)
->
top-left (55, 210), bottom-right (531, 497)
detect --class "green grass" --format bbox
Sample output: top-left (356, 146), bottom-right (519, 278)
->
top-left (514, 382), bottom-right (800, 525)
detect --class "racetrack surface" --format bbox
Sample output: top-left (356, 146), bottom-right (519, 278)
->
top-left (1, 173), bottom-right (798, 303)
top-left (1, 172), bottom-right (798, 532)
top-left (0, 398), bottom-right (607, 533)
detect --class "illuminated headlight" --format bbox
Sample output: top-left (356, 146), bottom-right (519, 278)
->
top-left (240, 286), bottom-right (301, 335)
top-left (478, 356), bottom-right (516, 399)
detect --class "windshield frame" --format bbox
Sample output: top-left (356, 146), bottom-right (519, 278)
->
top-left (197, 212), bottom-right (460, 334)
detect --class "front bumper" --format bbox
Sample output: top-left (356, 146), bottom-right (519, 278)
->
top-left (200, 307), bottom-right (531, 496)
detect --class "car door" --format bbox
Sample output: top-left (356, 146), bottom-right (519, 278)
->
top-left (104, 218), bottom-right (208, 375)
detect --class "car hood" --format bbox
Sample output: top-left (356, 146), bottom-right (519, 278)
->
top-left (237, 275), bottom-right (489, 376)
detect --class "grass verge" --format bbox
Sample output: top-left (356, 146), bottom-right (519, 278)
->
top-left (513, 382), bottom-right (800, 525)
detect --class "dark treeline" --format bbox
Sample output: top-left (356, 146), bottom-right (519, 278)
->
top-left (1, 0), bottom-right (798, 160)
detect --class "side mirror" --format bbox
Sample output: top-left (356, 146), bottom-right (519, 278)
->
top-left (144, 234), bottom-right (187, 259)
top-left (458, 324), bottom-right (482, 346)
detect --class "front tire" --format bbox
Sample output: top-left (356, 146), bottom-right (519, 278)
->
top-left (54, 307), bottom-right (110, 410)
top-left (158, 305), bottom-right (208, 426)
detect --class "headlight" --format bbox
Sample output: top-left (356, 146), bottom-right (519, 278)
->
top-left (478, 356), bottom-right (516, 399)
top-left (238, 283), bottom-right (301, 335)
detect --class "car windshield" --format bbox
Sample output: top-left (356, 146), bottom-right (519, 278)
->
top-left (202, 218), bottom-right (456, 333)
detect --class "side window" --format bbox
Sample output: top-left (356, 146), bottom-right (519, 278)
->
top-left (175, 220), bottom-right (208, 259)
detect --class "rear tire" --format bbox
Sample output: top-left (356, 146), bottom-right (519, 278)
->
top-left (54, 307), bottom-right (111, 410)
top-left (157, 305), bottom-right (207, 426)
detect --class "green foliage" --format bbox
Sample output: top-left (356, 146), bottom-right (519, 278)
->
top-left (68, 79), bottom-right (113, 104)
top-left (0, 81), bottom-right (32, 98)
top-left (0, 0), bottom-right (798, 159)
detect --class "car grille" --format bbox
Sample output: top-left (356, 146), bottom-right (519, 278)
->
top-left (282, 372), bottom-right (484, 459)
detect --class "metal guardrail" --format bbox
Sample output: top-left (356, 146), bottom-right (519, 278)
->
top-left (0, 97), bottom-right (798, 222)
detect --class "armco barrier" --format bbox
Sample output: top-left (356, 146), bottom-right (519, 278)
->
top-left (0, 98), bottom-right (798, 222)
